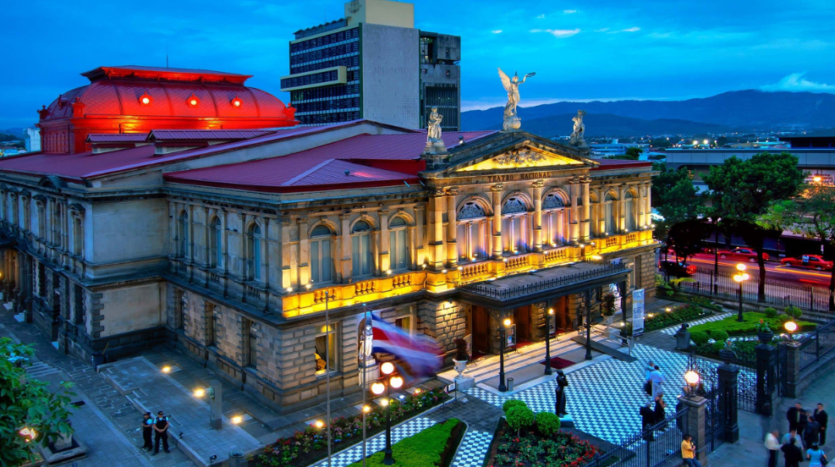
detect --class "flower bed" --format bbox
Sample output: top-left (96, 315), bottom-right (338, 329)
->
top-left (485, 418), bottom-right (603, 467)
top-left (621, 304), bottom-right (712, 337)
top-left (346, 418), bottom-right (464, 467)
top-left (253, 388), bottom-right (448, 467)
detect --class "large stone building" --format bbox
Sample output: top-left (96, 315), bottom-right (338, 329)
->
top-left (0, 67), bottom-right (656, 413)
top-left (282, 0), bottom-right (462, 130)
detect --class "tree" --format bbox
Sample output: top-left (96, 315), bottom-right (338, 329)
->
top-left (667, 218), bottom-right (712, 262)
top-left (1, 338), bottom-right (75, 466)
top-left (606, 146), bottom-right (643, 161)
top-left (758, 184), bottom-right (835, 310)
top-left (704, 153), bottom-right (805, 301)
top-left (652, 164), bottom-right (703, 240)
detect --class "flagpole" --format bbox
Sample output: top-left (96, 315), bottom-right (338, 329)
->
top-left (362, 305), bottom-right (369, 467)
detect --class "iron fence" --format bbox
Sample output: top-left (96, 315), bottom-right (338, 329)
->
top-left (589, 409), bottom-right (688, 467)
top-left (676, 267), bottom-right (832, 313)
top-left (797, 320), bottom-right (835, 371)
top-left (462, 262), bottom-right (627, 300)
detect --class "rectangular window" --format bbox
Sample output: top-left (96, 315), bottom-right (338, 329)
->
top-left (395, 317), bottom-right (411, 335)
top-left (74, 284), bottom-right (85, 326)
top-left (205, 302), bottom-right (215, 346)
top-left (315, 325), bottom-right (337, 375)
top-left (243, 318), bottom-right (257, 368)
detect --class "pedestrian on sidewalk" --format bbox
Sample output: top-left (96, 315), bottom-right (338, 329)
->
top-left (782, 437), bottom-right (803, 467)
top-left (815, 403), bottom-right (829, 445)
top-left (765, 430), bottom-right (781, 467)
top-left (153, 410), bottom-right (170, 455)
top-left (681, 434), bottom-right (702, 467)
top-left (806, 415), bottom-right (822, 451)
top-left (644, 360), bottom-right (654, 396)
top-left (654, 393), bottom-right (667, 427)
top-left (649, 365), bottom-right (665, 398)
top-left (782, 429), bottom-right (803, 450)
top-left (788, 402), bottom-right (807, 432)
top-left (806, 443), bottom-right (828, 467)
top-left (640, 401), bottom-right (656, 441)
top-left (141, 412), bottom-right (154, 451)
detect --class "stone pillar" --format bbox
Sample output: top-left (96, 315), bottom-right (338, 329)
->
top-left (718, 359), bottom-right (740, 443)
top-left (380, 209), bottom-right (390, 273)
top-left (783, 341), bottom-right (801, 398)
top-left (681, 395), bottom-right (709, 466)
top-left (432, 190), bottom-right (445, 270)
top-left (340, 214), bottom-right (352, 281)
top-left (415, 205), bottom-right (425, 267)
top-left (644, 182), bottom-right (652, 228)
top-left (491, 185), bottom-right (503, 259)
top-left (618, 185), bottom-right (626, 233)
top-left (297, 218), bottom-right (310, 285)
top-left (238, 212), bottom-right (247, 279)
top-left (569, 178), bottom-right (579, 244)
top-left (533, 181), bottom-right (543, 252)
top-left (209, 379), bottom-right (222, 430)
top-left (446, 188), bottom-right (458, 267)
top-left (581, 177), bottom-right (591, 242)
top-left (756, 342), bottom-right (776, 416)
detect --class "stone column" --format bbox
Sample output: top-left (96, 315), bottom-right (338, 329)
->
top-left (681, 395), bottom-right (709, 466)
top-left (718, 359), bottom-right (740, 443)
top-left (617, 185), bottom-right (626, 233)
top-left (783, 341), bottom-right (801, 398)
top-left (339, 214), bottom-right (351, 281)
top-left (533, 181), bottom-right (544, 252)
top-left (297, 218), bottom-right (310, 286)
top-left (203, 206), bottom-right (210, 266)
top-left (279, 217), bottom-right (293, 291)
top-left (446, 188), bottom-right (459, 267)
top-left (380, 209), bottom-right (390, 273)
top-left (644, 182), bottom-right (652, 228)
top-left (239, 213), bottom-right (247, 279)
top-left (581, 177), bottom-right (591, 242)
top-left (491, 185), bottom-right (503, 259)
top-left (431, 190), bottom-right (445, 270)
top-left (415, 205), bottom-right (425, 267)
top-left (569, 178), bottom-right (580, 244)
top-left (756, 342), bottom-right (776, 415)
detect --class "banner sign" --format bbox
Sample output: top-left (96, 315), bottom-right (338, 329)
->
top-left (632, 289), bottom-right (645, 337)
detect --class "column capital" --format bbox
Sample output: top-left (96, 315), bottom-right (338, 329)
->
top-left (568, 175), bottom-right (580, 184)
top-left (532, 180), bottom-right (545, 188)
top-left (433, 188), bottom-right (446, 197)
top-left (446, 187), bottom-right (459, 196)
top-left (490, 184), bottom-right (504, 193)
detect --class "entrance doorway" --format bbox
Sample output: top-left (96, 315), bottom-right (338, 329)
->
top-left (514, 305), bottom-right (532, 344)
top-left (472, 305), bottom-right (490, 358)
top-left (550, 296), bottom-right (570, 333)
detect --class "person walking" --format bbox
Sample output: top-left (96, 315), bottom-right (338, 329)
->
top-left (815, 403), bottom-right (829, 446)
top-left (654, 393), bottom-right (668, 427)
top-left (141, 412), bottom-right (154, 451)
top-left (806, 415), bottom-right (823, 451)
top-left (648, 365), bottom-right (666, 398)
top-left (765, 430), bottom-right (781, 467)
top-left (640, 401), bottom-right (656, 441)
top-left (807, 443), bottom-right (828, 467)
top-left (681, 434), bottom-right (702, 467)
top-left (782, 437), bottom-right (803, 467)
top-left (153, 410), bottom-right (170, 455)
top-left (644, 360), bottom-right (654, 396)
top-left (788, 402), bottom-right (806, 432)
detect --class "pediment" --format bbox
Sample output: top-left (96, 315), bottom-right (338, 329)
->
top-left (454, 147), bottom-right (584, 173)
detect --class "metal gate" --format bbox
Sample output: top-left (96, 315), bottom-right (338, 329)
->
top-left (699, 364), bottom-right (727, 454)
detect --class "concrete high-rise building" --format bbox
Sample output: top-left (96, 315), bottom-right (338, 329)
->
top-left (282, 0), bottom-right (461, 130)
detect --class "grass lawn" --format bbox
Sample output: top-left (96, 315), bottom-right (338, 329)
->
top-left (688, 312), bottom-right (816, 337)
top-left (346, 418), bottom-right (465, 467)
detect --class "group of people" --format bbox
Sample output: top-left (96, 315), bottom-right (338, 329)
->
top-left (765, 402), bottom-right (829, 467)
top-left (141, 410), bottom-right (171, 455)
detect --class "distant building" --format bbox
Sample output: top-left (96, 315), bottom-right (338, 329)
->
top-left (24, 128), bottom-right (40, 153)
top-left (282, 0), bottom-right (461, 130)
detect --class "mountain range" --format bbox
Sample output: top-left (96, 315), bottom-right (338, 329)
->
top-left (461, 90), bottom-right (835, 137)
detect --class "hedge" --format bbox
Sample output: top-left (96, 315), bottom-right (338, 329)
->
top-left (347, 418), bottom-right (462, 467)
top-left (688, 312), bottom-right (816, 337)
top-left (502, 399), bottom-right (527, 413)
top-left (644, 304), bottom-right (712, 332)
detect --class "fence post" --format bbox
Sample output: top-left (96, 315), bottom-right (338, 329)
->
top-left (718, 357), bottom-right (740, 443)
top-left (756, 342), bottom-right (776, 416)
top-left (681, 396), bottom-right (709, 467)
top-left (810, 287), bottom-right (814, 311)
top-left (783, 341), bottom-right (801, 398)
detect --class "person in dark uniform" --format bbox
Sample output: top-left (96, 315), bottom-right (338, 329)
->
top-left (815, 403), bottom-right (829, 445)
top-left (153, 410), bottom-right (170, 455)
top-left (788, 402), bottom-right (807, 432)
top-left (805, 415), bottom-right (822, 451)
top-left (555, 370), bottom-right (569, 416)
top-left (141, 412), bottom-right (154, 451)
top-left (640, 401), bottom-right (656, 441)
top-left (782, 437), bottom-right (803, 467)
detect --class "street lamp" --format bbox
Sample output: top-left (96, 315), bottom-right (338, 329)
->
top-left (372, 362), bottom-right (401, 465)
top-left (684, 370), bottom-right (700, 396)
top-left (499, 318), bottom-right (511, 392)
top-left (785, 320), bottom-right (798, 341)
top-left (544, 308), bottom-right (554, 376)
top-left (733, 264), bottom-right (750, 322)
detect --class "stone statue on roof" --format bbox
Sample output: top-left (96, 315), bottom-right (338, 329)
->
top-left (570, 110), bottom-right (588, 148)
top-left (498, 68), bottom-right (535, 131)
top-left (427, 107), bottom-right (443, 144)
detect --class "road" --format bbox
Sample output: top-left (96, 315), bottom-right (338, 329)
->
top-left (661, 252), bottom-right (834, 287)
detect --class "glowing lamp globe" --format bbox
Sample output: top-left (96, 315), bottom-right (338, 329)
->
top-left (141, 97), bottom-right (150, 104)
top-left (190, 99), bottom-right (198, 106)
top-left (548, 308), bottom-right (554, 315)
top-left (390, 376), bottom-right (404, 389)
top-left (314, 420), bottom-right (324, 429)
top-left (785, 321), bottom-right (798, 333)
top-left (736, 264), bottom-right (747, 271)
top-left (503, 318), bottom-right (511, 327)
top-left (684, 370), bottom-right (700, 388)
top-left (371, 382), bottom-right (385, 395)
top-left (194, 388), bottom-right (205, 398)
top-left (381, 362), bottom-right (395, 375)
top-left (231, 416), bottom-right (243, 425)
top-left (363, 405), bottom-right (371, 413)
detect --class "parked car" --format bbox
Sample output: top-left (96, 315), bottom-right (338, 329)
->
top-left (658, 259), bottom-right (697, 277)
top-left (718, 247), bottom-right (769, 262)
top-left (780, 254), bottom-right (833, 271)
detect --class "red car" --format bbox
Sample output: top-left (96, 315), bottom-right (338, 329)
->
top-left (781, 255), bottom-right (833, 271)
top-left (718, 247), bottom-right (770, 263)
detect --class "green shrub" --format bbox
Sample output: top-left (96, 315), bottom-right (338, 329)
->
top-left (779, 314), bottom-right (792, 323)
top-left (644, 304), bottom-right (711, 332)
top-left (502, 399), bottom-right (527, 414)
top-left (688, 312), bottom-right (816, 336)
top-left (785, 306), bottom-right (803, 319)
top-left (764, 307), bottom-right (778, 318)
top-left (712, 341), bottom-right (726, 353)
top-left (506, 406), bottom-right (535, 436)
top-left (690, 331), bottom-right (709, 346)
top-left (710, 330), bottom-right (729, 342)
top-left (535, 412), bottom-right (561, 437)
top-left (347, 418), bottom-right (461, 467)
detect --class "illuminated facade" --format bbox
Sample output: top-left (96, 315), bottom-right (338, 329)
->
top-left (0, 108), bottom-right (656, 411)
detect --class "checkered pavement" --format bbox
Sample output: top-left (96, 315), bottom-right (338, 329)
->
top-left (659, 313), bottom-right (731, 336)
top-left (323, 417), bottom-right (436, 467)
top-left (451, 429), bottom-right (494, 467)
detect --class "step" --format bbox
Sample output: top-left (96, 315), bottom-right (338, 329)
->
top-left (26, 362), bottom-right (59, 378)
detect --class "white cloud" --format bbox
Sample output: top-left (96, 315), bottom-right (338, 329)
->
top-left (530, 28), bottom-right (581, 38)
top-left (491, 30), bottom-right (503, 34)
top-left (621, 27), bottom-right (641, 32)
top-left (594, 28), bottom-right (610, 32)
top-left (761, 73), bottom-right (835, 92)
top-left (563, 9), bottom-right (577, 14)
top-left (536, 14), bottom-right (546, 19)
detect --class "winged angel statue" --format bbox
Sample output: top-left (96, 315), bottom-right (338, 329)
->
top-left (498, 68), bottom-right (535, 130)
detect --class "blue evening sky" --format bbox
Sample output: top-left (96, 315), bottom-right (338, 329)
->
top-left (2, 0), bottom-right (834, 128)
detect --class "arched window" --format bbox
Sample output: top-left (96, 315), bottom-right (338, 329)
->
top-left (389, 217), bottom-right (409, 272)
top-left (625, 191), bottom-right (636, 231)
top-left (457, 201), bottom-right (487, 262)
top-left (247, 224), bottom-right (262, 281)
top-left (542, 193), bottom-right (566, 247)
top-left (604, 192), bottom-right (616, 234)
top-left (178, 211), bottom-right (189, 257)
top-left (71, 217), bottom-right (83, 256)
top-left (352, 221), bottom-right (373, 277)
top-left (208, 217), bottom-right (222, 268)
top-left (310, 225), bottom-right (334, 284)
top-left (502, 197), bottom-right (528, 254)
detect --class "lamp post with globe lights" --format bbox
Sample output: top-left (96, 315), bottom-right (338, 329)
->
top-left (785, 320), bottom-right (798, 341)
top-left (499, 318), bottom-right (511, 392)
top-left (371, 362), bottom-right (403, 465)
top-left (733, 264), bottom-right (750, 322)
top-left (684, 370), bottom-right (700, 396)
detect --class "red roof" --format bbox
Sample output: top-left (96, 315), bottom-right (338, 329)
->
top-left (86, 133), bottom-right (148, 143)
top-left (163, 131), bottom-right (495, 192)
top-left (147, 129), bottom-right (273, 140)
top-left (81, 66), bottom-right (252, 85)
